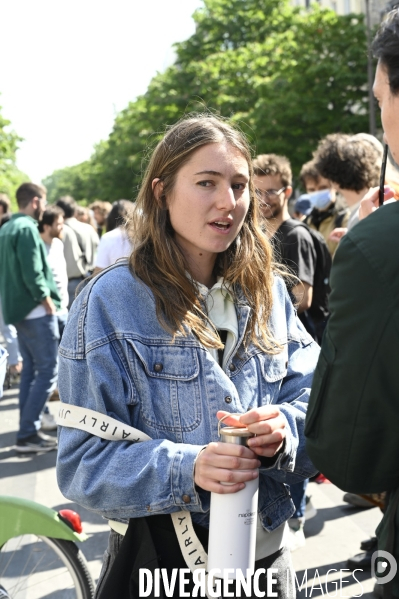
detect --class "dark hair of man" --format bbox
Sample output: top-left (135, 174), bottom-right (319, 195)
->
top-left (299, 160), bottom-right (322, 189)
top-left (106, 200), bottom-right (134, 233)
top-left (38, 205), bottom-right (64, 233)
top-left (16, 183), bottom-right (45, 209)
top-left (56, 195), bottom-right (76, 219)
top-left (314, 134), bottom-right (380, 191)
top-left (0, 193), bottom-right (11, 214)
top-left (252, 154), bottom-right (292, 187)
top-left (372, 8), bottom-right (399, 95)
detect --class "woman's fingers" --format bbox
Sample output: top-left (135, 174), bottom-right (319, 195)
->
top-left (194, 442), bottom-right (260, 493)
top-left (201, 481), bottom-right (246, 494)
top-left (199, 451), bottom-right (260, 471)
top-left (238, 406), bottom-right (281, 425)
top-left (201, 465), bottom-right (259, 485)
top-left (245, 414), bottom-right (286, 436)
top-left (216, 410), bottom-right (246, 428)
top-left (198, 441), bottom-right (258, 465)
top-left (251, 441), bottom-right (284, 458)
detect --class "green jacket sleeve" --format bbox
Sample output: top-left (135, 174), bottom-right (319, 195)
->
top-left (16, 227), bottom-right (50, 303)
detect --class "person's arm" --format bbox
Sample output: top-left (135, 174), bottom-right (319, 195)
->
top-left (284, 227), bottom-right (315, 312)
top-left (16, 228), bottom-right (52, 306)
top-left (215, 279), bottom-right (319, 485)
top-left (57, 338), bottom-right (208, 520)
top-left (291, 281), bottom-right (312, 313)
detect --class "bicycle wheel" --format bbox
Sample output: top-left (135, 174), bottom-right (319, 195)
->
top-left (0, 534), bottom-right (94, 598)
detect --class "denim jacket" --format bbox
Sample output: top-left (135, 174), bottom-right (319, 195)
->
top-left (56, 261), bottom-right (319, 533)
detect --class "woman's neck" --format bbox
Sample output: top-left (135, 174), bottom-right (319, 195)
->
top-left (186, 256), bottom-right (217, 288)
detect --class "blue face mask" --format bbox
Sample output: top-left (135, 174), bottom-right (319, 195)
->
top-left (309, 189), bottom-right (333, 210)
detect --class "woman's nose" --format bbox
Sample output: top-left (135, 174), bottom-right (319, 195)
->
top-left (216, 186), bottom-right (236, 210)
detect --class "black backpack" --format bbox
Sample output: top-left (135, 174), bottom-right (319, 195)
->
top-left (287, 220), bottom-right (332, 323)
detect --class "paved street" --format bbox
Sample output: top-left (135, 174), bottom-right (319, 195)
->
top-left (0, 378), bottom-right (382, 597)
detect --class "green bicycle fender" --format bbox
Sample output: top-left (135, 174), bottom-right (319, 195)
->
top-left (0, 496), bottom-right (87, 545)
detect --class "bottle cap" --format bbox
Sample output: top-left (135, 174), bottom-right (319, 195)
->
top-left (218, 414), bottom-right (255, 445)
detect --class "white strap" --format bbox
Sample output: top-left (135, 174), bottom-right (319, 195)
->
top-left (56, 404), bottom-right (211, 587)
top-left (57, 404), bottom-right (151, 442)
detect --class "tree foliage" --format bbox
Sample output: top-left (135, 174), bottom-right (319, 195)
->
top-left (0, 103), bottom-right (27, 209)
top-left (44, 0), bottom-right (370, 202)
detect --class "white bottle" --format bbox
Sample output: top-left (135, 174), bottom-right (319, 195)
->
top-left (207, 425), bottom-right (259, 581)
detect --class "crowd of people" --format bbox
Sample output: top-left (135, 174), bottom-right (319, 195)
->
top-left (0, 190), bottom-right (134, 451)
top-left (0, 7), bottom-right (399, 599)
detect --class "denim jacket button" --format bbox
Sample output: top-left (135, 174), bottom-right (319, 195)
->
top-left (224, 396), bottom-right (232, 404)
top-left (266, 516), bottom-right (272, 526)
top-left (154, 362), bottom-right (163, 373)
top-left (229, 363), bottom-right (236, 372)
top-left (182, 495), bottom-right (191, 504)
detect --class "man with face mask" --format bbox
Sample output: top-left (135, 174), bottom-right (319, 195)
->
top-left (0, 183), bottom-right (60, 453)
top-left (300, 159), bottom-right (350, 257)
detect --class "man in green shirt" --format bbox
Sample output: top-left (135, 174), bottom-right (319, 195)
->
top-left (0, 183), bottom-right (61, 453)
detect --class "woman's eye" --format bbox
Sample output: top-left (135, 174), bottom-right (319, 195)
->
top-left (232, 183), bottom-right (246, 191)
top-left (197, 180), bottom-right (213, 187)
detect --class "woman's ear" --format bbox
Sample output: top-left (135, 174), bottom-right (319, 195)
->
top-left (152, 178), bottom-right (165, 205)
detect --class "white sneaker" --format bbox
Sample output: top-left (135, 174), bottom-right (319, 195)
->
top-left (41, 412), bottom-right (57, 431)
top-left (288, 520), bottom-right (306, 552)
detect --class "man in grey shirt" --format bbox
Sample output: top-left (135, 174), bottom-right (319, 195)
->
top-left (56, 196), bottom-right (99, 307)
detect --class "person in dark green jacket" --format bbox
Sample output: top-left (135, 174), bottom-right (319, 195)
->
top-left (0, 182), bottom-right (61, 453)
top-left (305, 9), bottom-right (399, 598)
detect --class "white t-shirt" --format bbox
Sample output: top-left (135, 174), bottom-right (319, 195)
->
top-left (45, 238), bottom-right (69, 314)
top-left (25, 238), bottom-right (69, 319)
top-left (95, 227), bottom-right (133, 269)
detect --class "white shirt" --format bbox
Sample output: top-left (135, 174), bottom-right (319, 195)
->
top-left (25, 238), bottom-right (69, 319)
top-left (45, 238), bottom-right (69, 314)
top-left (95, 227), bottom-right (133, 269)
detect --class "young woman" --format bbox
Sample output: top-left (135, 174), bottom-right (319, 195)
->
top-left (57, 115), bottom-right (319, 598)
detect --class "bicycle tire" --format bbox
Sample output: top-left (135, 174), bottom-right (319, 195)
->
top-left (0, 534), bottom-right (95, 598)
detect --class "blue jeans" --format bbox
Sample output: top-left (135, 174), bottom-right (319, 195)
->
top-left (290, 479), bottom-right (308, 521)
top-left (15, 315), bottom-right (59, 440)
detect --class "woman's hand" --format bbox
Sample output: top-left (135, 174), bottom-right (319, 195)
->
top-left (359, 186), bottom-right (395, 221)
top-left (194, 442), bottom-right (260, 494)
top-left (217, 406), bottom-right (286, 458)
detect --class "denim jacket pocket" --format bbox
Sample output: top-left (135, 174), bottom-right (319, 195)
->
top-left (256, 346), bottom-right (288, 403)
top-left (126, 339), bottom-right (202, 435)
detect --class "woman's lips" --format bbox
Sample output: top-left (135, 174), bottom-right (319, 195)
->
top-left (208, 221), bottom-right (233, 234)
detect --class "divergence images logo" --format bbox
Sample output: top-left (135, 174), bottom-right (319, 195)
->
top-left (371, 551), bottom-right (397, 585)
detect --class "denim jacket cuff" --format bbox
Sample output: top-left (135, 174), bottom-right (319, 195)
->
top-left (171, 444), bottom-right (208, 512)
top-left (259, 412), bottom-right (296, 473)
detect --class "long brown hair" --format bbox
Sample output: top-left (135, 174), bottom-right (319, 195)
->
top-left (128, 114), bottom-right (281, 353)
